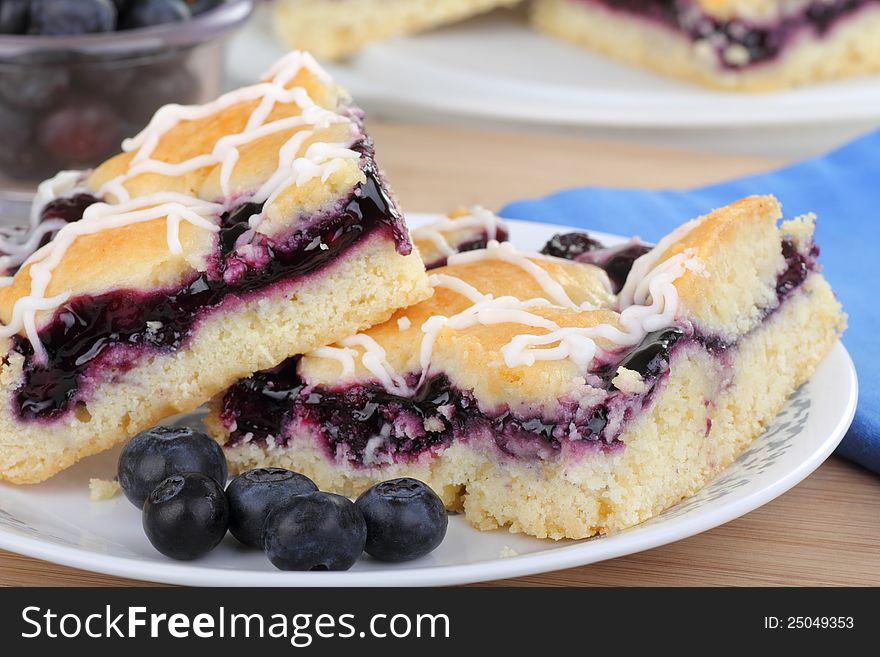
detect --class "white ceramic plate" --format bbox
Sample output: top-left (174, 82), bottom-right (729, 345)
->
top-left (227, 8), bottom-right (880, 129)
top-left (0, 216), bottom-right (857, 586)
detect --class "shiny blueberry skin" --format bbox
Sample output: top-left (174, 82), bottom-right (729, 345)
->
top-left (118, 426), bottom-right (228, 508)
top-left (0, 0), bottom-right (30, 34)
top-left (226, 468), bottom-right (318, 548)
top-left (356, 478), bottom-right (447, 562)
top-left (263, 492), bottom-right (367, 571)
top-left (143, 473), bottom-right (229, 560)
top-left (119, 0), bottom-right (190, 30)
top-left (28, 0), bottom-right (117, 36)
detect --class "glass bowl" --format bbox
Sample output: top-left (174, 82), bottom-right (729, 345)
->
top-left (0, 0), bottom-right (255, 189)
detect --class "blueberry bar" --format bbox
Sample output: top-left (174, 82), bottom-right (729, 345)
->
top-left (207, 198), bottom-right (845, 539)
top-left (0, 52), bottom-right (430, 484)
top-left (531, 0), bottom-right (880, 90)
top-left (272, 0), bottom-right (523, 60)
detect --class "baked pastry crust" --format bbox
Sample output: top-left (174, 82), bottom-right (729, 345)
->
top-left (0, 52), bottom-right (429, 484)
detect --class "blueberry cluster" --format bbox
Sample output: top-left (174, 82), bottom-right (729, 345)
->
top-left (0, 1), bottom-right (225, 181)
top-left (118, 426), bottom-right (449, 569)
top-left (0, 0), bottom-right (224, 36)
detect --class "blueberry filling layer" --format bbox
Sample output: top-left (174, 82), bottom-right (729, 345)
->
top-left (220, 328), bottom-right (683, 464)
top-left (581, 0), bottom-right (878, 69)
top-left (11, 168), bottom-right (409, 422)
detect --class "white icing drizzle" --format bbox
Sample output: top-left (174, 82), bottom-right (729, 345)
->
top-left (0, 170), bottom-right (88, 280)
top-left (310, 346), bottom-right (359, 378)
top-left (411, 205), bottom-right (506, 258)
top-left (502, 251), bottom-right (703, 371)
top-left (418, 295), bottom-right (557, 382)
top-left (30, 170), bottom-right (88, 225)
top-left (3, 52), bottom-right (365, 363)
top-left (448, 240), bottom-right (595, 311)
top-left (618, 214), bottom-right (703, 308)
top-left (339, 334), bottom-right (412, 396)
top-left (100, 51), bottom-right (357, 206)
top-left (307, 237), bottom-right (704, 395)
top-left (427, 272), bottom-right (487, 304)
top-left (397, 316), bottom-right (411, 331)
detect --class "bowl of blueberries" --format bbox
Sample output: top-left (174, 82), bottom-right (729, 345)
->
top-left (0, 0), bottom-right (254, 186)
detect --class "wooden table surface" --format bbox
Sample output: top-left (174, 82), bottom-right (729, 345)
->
top-left (1, 122), bottom-right (875, 587)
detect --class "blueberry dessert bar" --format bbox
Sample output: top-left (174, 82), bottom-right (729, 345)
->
top-left (0, 52), bottom-right (430, 484)
top-left (208, 197), bottom-right (845, 539)
top-left (531, 0), bottom-right (880, 90)
top-left (272, 0), bottom-right (523, 60)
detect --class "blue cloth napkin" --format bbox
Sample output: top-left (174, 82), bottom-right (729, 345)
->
top-left (500, 131), bottom-right (879, 474)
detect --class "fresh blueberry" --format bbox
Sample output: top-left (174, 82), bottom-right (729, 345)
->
top-left (118, 426), bottom-right (228, 508)
top-left (355, 478), bottom-right (447, 562)
top-left (143, 473), bottom-right (229, 560)
top-left (226, 468), bottom-right (318, 548)
top-left (184, 0), bottom-right (223, 15)
top-left (28, 0), bottom-right (117, 36)
top-left (263, 492), bottom-right (366, 571)
top-left (0, 0), bottom-right (30, 34)
top-left (540, 232), bottom-right (604, 260)
top-left (0, 68), bottom-right (69, 111)
top-left (119, 0), bottom-right (190, 30)
top-left (38, 98), bottom-right (121, 165)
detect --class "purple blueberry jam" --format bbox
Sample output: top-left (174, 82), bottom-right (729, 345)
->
top-left (12, 167), bottom-right (409, 422)
top-left (777, 238), bottom-right (818, 299)
top-left (219, 326), bottom-right (687, 464)
top-left (589, 244), bottom-right (652, 291)
top-left (594, 328), bottom-right (683, 386)
top-left (40, 192), bottom-right (100, 225)
top-left (540, 231), bottom-right (651, 292)
top-left (541, 231), bottom-right (603, 260)
top-left (584, 0), bottom-right (878, 70)
top-left (422, 224), bottom-right (511, 270)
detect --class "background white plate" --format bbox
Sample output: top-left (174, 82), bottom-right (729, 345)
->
top-left (0, 217), bottom-right (858, 586)
top-left (228, 8), bottom-right (880, 129)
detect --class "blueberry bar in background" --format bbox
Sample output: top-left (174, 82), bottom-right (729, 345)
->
top-left (531, 0), bottom-right (880, 90)
top-left (272, 0), bottom-right (523, 60)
